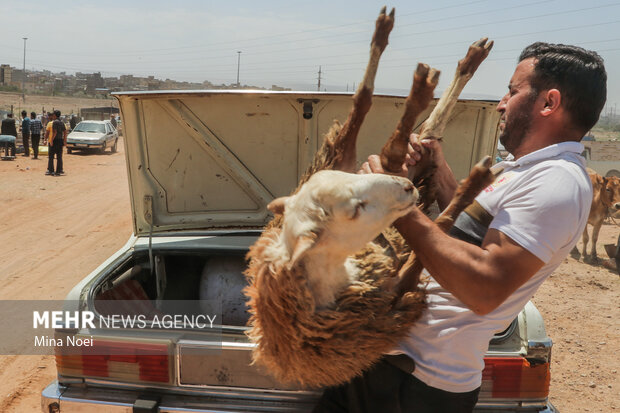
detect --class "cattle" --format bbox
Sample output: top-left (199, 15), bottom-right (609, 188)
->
top-left (571, 170), bottom-right (620, 263)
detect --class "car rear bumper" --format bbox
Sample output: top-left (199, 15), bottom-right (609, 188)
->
top-left (42, 381), bottom-right (559, 413)
top-left (66, 142), bottom-right (105, 149)
top-left (42, 381), bottom-right (317, 412)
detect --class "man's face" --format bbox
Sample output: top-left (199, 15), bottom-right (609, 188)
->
top-left (496, 58), bottom-right (540, 154)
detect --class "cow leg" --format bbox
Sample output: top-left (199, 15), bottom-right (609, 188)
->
top-left (590, 221), bottom-right (603, 263)
top-left (582, 226), bottom-right (590, 263)
top-left (570, 245), bottom-right (581, 260)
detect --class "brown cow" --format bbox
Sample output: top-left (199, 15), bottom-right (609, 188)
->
top-left (571, 170), bottom-right (620, 263)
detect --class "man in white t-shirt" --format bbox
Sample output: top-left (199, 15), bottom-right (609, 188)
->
top-left (314, 43), bottom-right (607, 412)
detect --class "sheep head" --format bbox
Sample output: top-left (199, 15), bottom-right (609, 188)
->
top-left (268, 170), bottom-right (418, 271)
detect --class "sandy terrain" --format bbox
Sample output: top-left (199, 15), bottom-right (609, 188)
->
top-left (0, 141), bottom-right (618, 412)
top-left (0, 143), bottom-right (132, 412)
top-left (0, 91), bottom-right (116, 117)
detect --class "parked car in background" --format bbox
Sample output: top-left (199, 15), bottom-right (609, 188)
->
top-left (66, 120), bottom-right (119, 154)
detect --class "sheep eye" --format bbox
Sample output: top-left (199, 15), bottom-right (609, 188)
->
top-left (350, 201), bottom-right (367, 220)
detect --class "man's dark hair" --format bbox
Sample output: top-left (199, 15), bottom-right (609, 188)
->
top-left (30, 112), bottom-right (36, 118)
top-left (21, 110), bottom-right (27, 117)
top-left (54, 110), bottom-right (61, 117)
top-left (519, 42), bottom-right (607, 133)
top-left (7, 113), bottom-right (12, 118)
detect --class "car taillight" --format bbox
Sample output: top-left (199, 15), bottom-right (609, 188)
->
top-left (55, 338), bottom-right (172, 384)
top-left (482, 357), bottom-right (550, 399)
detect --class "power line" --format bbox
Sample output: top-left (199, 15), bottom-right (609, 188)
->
top-left (12, 0), bottom-right (496, 58)
top-left (6, 4), bottom-right (620, 84)
top-left (0, 0), bottom-right (558, 60)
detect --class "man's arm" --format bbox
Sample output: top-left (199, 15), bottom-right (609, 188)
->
top-left (394, 209), bottom-right (544, 315)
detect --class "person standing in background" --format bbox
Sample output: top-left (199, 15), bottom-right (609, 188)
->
top-left (1, 112), bottom-right (18, 157)
top-left (30, 112), bottom-right (43, 159)
top-left (46, 110), bottom-right (67, 176)
top-left (1, 113), bottom-right (18, 137)
top-left (20, 110), bottom-right (31, 157)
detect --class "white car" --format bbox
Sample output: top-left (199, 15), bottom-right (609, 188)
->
top-left (66, 120), bottom-right (119, 154)
top-left (41, 91), bottom-right (558, 413)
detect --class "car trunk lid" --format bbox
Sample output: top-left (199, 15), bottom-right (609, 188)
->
top-left (114, 90), bottom-right (500, 236)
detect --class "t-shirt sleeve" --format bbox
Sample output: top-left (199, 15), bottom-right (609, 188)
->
top-left (488, 164), bottom-right (590, 263)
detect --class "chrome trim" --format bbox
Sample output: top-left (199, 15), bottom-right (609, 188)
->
top-left (42, 380), bottom-right (318, 412)
top-left (60, 376), bottom-right (320, 400)
top-left (44, 380), bottom-right (559, 413)
top-left (474, 399), bottom-right (559, 412)
top-left (527, 338), bottom-right (553, 363)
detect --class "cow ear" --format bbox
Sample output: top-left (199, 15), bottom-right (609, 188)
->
top-left (287, 234), bottom-right (317, 270)
top-left (267, 197), bottom-right (289, 215)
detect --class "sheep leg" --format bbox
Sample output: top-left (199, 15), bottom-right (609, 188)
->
top-left (410, 38), bottom-right (494, 207)
top-left (265, 9), bottom-right (394, 230)
top-left (393, 156), bottom-right (502, 298)
top-left (330, 6), bottom-right (395, 173)
top-left (419, 38), bottom-right (493, 142)
top-left (379, 63), bottom-right (440, 173)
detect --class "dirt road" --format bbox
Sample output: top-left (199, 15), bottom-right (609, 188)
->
top-left (0, 142), bottom-right (618, 412)
top-left (0, 143), bottom-right (132, 411)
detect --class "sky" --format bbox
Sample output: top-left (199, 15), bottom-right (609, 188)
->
top-left (1, 0), bottom-right (619, 113)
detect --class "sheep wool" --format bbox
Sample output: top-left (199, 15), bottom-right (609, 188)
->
top-left (244, 228), bottom-right (426, 388)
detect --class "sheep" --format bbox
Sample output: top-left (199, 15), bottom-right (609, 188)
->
top-left (244, 8), bottom-right (496, 388)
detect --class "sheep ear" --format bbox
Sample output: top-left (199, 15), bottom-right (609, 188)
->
top-left (267, 197), bottom-right (289, 215)
top-left (287, 234), bottom-right (316, 270)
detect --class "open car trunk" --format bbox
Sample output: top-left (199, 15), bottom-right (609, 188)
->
top-left (44, 91), bottom-right (556, 412)
top-left (115, 90), bottom-right (500, 235)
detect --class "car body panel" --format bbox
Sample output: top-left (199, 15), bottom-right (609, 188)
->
top-left (115, 90), bottom-right (500, 235)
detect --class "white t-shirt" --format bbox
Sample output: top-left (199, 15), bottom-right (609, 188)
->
top-left (396, 142), bottom-right (592, 393)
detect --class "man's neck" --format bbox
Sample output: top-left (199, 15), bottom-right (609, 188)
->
top-left (512, 122), bottom-right (582, 160)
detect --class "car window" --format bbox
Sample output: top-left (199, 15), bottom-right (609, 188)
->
top-left (105, 124), bottom-right (111, 133)
top-left (74, 122), bottom-right (106, 133)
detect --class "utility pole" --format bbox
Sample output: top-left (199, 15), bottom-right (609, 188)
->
top-left (317, 66), bottom-right (322, 91)
top-left (236, 51), bottom-right (241, 87)
top-left (22, 37), bottom-right (27, 102)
